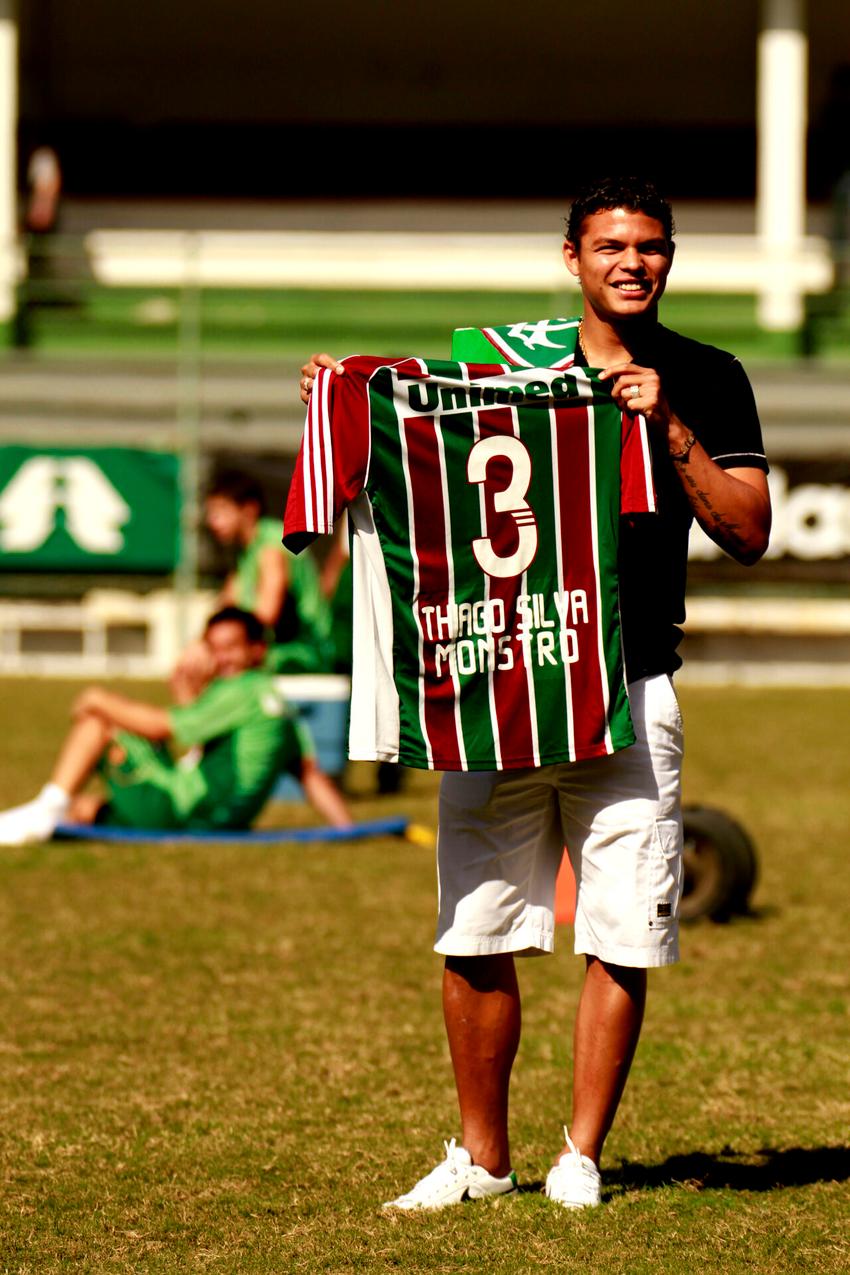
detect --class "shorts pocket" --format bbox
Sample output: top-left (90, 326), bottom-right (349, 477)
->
top-left (647, 817), bottom-right (683, 930)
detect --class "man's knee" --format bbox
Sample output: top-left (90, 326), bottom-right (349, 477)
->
top-left (445, 952), bottom-right (516, 991)
top-left (586, 955), bottom-right (647, 995)
top-left (75, 703), bottom-right (115, 740)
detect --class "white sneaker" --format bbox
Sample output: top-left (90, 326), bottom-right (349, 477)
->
top-left (0, 798), bottom-right (60, 846)
top-left (383, 1139), bottom-right (518, 1211)
top-left (545, 1129), bottom-right (602, 1209)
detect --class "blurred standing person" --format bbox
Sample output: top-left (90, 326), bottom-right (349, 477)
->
top-left (175, 470), bottom-right (332, 697)
top-left (26, 145), bottom-right (62, 236)
top-left (15, 144), bottom-right (64, 346)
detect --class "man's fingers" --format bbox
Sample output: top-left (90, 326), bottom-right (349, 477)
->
top-left (607, 376), bottom-right (642, 399)
top-left (598, 362), bottom-right (641, 382)
top-left (300, 352), bottom-right (344, 378)
top-left (299, 353), bottom-right (344, 403)
top-left (606, 372), bottom-right (659, 401)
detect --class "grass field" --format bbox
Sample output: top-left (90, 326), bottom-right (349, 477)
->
top-left (0, 680), bottom-right (848, 1273)
top-left (7, 285), bottom-right (848, 364)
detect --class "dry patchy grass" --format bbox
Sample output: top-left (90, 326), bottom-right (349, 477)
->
top-left (0, 681), bottom-right (847, 1272)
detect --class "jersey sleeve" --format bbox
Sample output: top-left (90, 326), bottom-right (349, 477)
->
top-left (620, 413), bottom-right (657, 514)
top-left (282, 360), bottom-right (372, 553)
top-left (169, 678), bottom-right (254, 747)
top-left (704, 358), bottom-right (769, 473)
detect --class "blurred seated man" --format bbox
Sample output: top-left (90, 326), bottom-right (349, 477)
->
top-left (0, 607), bottom-right (352, 846)
top-left (177, 470), bottom-right (332, 696)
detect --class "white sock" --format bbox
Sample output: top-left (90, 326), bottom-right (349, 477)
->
top-left (38, 783), bottom-right (70, 815)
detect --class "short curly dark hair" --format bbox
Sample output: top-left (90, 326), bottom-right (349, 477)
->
top-left (207, 469), bottom-right (265, 511)
top-left (205, 606), bottom-right (265, 644)
top-left (566, 177), bottom-right (675, 245)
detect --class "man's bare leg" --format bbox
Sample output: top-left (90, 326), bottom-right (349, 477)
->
top-left (560, 956), bottom-right (647, 1166)
top-left (442, 954), bottom-right (520, 1177)
top-left (50, 712), bottom-right (115, 796)
top-left (0, 710), bottom-right (112, 844)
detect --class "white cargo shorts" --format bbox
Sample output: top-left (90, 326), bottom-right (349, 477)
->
top-left (435, 673), bottom-right (684, 968)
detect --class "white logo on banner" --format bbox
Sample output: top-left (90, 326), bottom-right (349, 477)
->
top-left (506, 319), bottom-right (577, 351)
top-left (0, 457), bottom-right (131, 554)
top-left (689, 466), bottom-right (850, 562)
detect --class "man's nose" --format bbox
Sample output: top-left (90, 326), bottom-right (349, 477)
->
top-left (621, 246), bottom-right (644, 270)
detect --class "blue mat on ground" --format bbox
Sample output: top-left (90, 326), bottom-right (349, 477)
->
top-left (53, 816), bottom-right (410, 845)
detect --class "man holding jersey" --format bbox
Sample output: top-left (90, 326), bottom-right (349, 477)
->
top-left (298, 177), bottom-right (770, 1209)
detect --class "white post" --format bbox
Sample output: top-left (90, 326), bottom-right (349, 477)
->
top-left (756, 0), bottom-right (808, 331)
top-left (0, 1), bottom-right (17, 324)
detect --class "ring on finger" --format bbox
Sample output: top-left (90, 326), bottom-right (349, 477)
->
top-left (627, 384), bottom-right (640, 400)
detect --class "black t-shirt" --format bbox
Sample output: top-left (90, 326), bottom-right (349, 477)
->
top-left (578, 324), bottom-right (768, 682)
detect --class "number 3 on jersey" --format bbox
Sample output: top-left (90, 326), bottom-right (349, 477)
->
top-left (467, 435), bottom-right (538, 578)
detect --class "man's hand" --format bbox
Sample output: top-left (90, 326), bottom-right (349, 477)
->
top-left (599, 362), bottom-right (770, 565)
top-left (599, 361), bottom-right (696, 457)
top-left (170, 639), bottom-right (216, 705)
top-left (300, 353), bottom-right (344, 404)
top-left (598, 362), bottom-right (671, 429)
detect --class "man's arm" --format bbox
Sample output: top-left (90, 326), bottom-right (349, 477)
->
top-left (601, 361), bottom-right (771, 566)
top-left (299, 757), bottom-right (353, 829)
top-left (254, 544), bottom-right (289, 626)
top-left (218, 573), bottom-right (238, 605)
top-left (72, 688), bottom-right (172, 740)
top-left (666, 451), bottom-right (770, 566)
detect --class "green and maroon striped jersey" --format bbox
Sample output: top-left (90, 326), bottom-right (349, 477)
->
top-left (452, 317), bottom-right (581, 368)
top-left (283, 357), bottom-right (656, 771)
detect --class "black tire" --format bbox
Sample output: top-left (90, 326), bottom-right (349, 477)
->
top-left (711, 808), bottom-right (758, 914)
top-left (681, 805), bottom-right (759, 922)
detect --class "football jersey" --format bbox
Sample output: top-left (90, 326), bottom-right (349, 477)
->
top-left (283, 357), bottom-right (656, 771)
top-left (452, 317), bottom-right (581, 368)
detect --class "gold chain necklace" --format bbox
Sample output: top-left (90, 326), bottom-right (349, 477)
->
top-left (577, 320), bottom-right (589, 363)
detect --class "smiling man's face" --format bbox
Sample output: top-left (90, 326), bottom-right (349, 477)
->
top-left (563, 206), bottom-right (674, 324)
top-left (204, 619), bottom-right (265, 678)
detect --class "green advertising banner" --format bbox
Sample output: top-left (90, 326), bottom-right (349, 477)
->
top-left (0, 447), bottom-right (181, 571)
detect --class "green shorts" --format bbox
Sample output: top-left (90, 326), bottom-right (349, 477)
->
top-left (99, 733), bottom-right (188, 830)
top-left (99, 724), bottom-right (311, 831)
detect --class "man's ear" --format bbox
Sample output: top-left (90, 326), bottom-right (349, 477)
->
top-left (563, 239), bottom-right (581, 279)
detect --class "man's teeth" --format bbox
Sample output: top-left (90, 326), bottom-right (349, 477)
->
top-left (616, 282), bottom-right (646, 291)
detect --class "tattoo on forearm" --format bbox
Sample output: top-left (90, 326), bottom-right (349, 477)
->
top-left (680, 470), bottom-right (747, 551)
